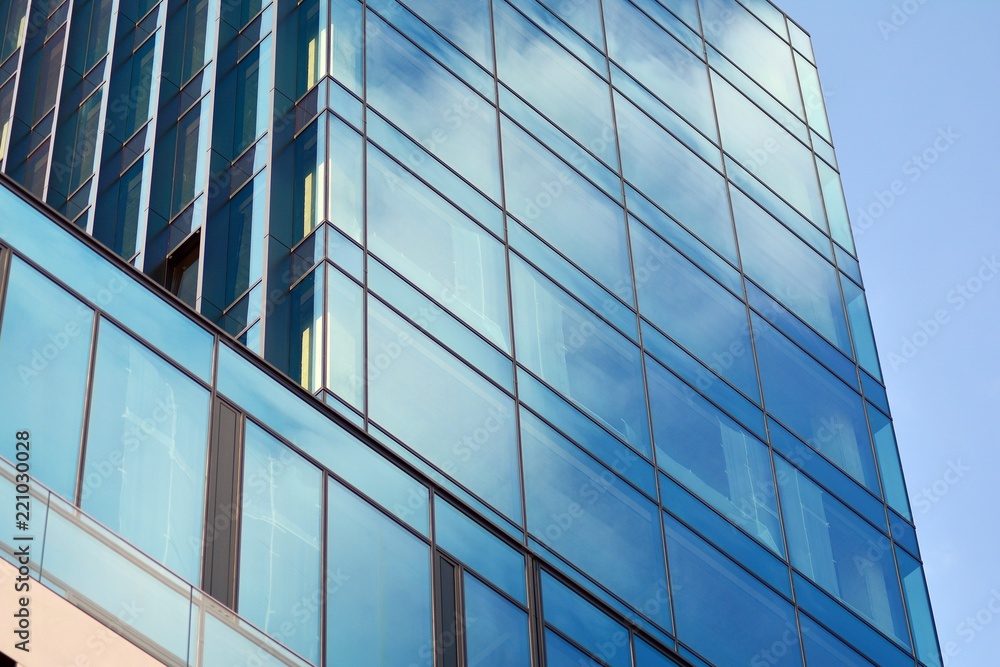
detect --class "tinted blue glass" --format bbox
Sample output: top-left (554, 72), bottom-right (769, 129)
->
top-left (546, 629), bottom-right (603, 667)
top-left (768, 419), bottom-right (886, 532)
top-left (604, 0), bottom-right (715, 136)
top-left (522, 413), bottom-right (668, 628)
top-left (506, 0), bottom-right (606, 73)
top-left (368, 258), bottom-right (513, 390)
top-left (699, 0), bottom-right (801, 114)
top-left (368, 146), bottom-right (511, 351)
top-left (512, 257), bottom-right (651, 453)
top-left (752, 316), bottom-right (880, 492)
top-left (799, 613), bottom-right (876, 667)
top-left (641, 327), bottom-right (767, 441)
top-left (818, 158), bottom-right (856, 254)
top-left (326, 479), bottom-right (432, 666)
top-left (862, 372), bottom-right (890, 413)
top-left (0, 259), bottom-right (92, 501)
top-left (896, 547), bottom-right (942, 667)
top-left (326, 265), bottom-right (365, 410)
top-left (733, 184), bottom-right (850, 355)
top-left (627, 0), bottom-right (701, 52)
top-left (661, 478), bottom-right (790, 596)
top-left (82, 320), bottom-right (209, 582)
top-left (435, 498), bottom-right (527, 603)
top-left (541, 571), bottom-right (631, 667)
top-left (367, 300), bottom-right (522, 521)
top-left (666, 516), bottom-right (802, 666)
top-left (842, 277), bottom-right (882, 379)
top-left (502, 118), bottom-right (631, 300)
top-left (889, 510), bottom-right (919, 557)
top-left (401, 0), bottom-right (493, 66)
top-left (793, 573), bottom-right (914, 667)
top-left (239, 423), bottom-right (323, 663)
top-left (517, 369), bottom-right (658, 498)
top-left (495, 0), bottom-right (617, 166)
top-left (366, 12), bottom-right (500, 198)
top-left (0, 189), bottom-right (214, 380)
top-left (537, 0), bottom-right (603, 45)
top-left (631, 220), bottom-right (759, 399)
top-left (508, 221), bottom-right (638, 341)
top-left (867, 406), bottom-right (911, 520)
top-left (648, 360), bottom-right (782, 554)
top-left (217, 344), bottom-right (431, 535)
top-left (634, 636), bottom-right (683, 666)
top-left (464, 572), bottom-right (532, 666)
top-left (776, 459), bottom-right (911, 647)
top-left (616, 94), bottom-right (736, 263)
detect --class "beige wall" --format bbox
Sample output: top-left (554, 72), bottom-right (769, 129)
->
top-left (0, 558), bottom-right (166, 667)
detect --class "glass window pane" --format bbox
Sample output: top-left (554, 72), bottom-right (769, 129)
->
top-left (733, 187), bottom-right (850, 353)
top-left (665, 516), bottom-right (803, 667)
top-left (616, 94), bottom-right (736, 263)
top-left (367, 12), bottom-right (500, 199)
top-left (546, 628), bottom-right (603, 667)
top-left (326, 478), bottom-right (432, 666)
top-left (868, 407), bottom-right (910, 519)
top-left (776, 458), bottom-right (911, 647)
top-left (752, 316), bottom-right (880, 492)
top-left (896, 547), bottom-right (942, 667)
top-left (495, 0), bottom-right (617, 166)
top-left (631, 220), bottom-right (758, 399)
top-left (329, 114), bottom-right (364, 242)
top-left (799, 613), bottom-right (876, 667)
top-left (238, 422), bottom-right (323, 664)
top-left (464, 572), bottom-right (532, 666)
top-left (502, 118), bottom-right (631, 299)
top-left (648, 359), bottom-right (783, 554)
top-left (367, 299), bottom-right (522, 522)
top-left (522, 412), bottom-right (669, 629)
top-left (700, 0), bottom-right (801, 115)
top-left (0, 259), bottom-right (93, 500)
top-left (326, 266), bottom-right (364, 410)
top-left (604, 0), bottom-right (715, 136)
top-left (403, 0), bottom-right (492, 66)
top-left (82, 320), bottom-right (210, 582)
top-left (368, 147), bottom-right (511, 350)
top-left (541, 571), bottom-right (631, 667)
top-left (512, 257), bottom-right (651, 454)
top-left (714, 76), bottom-right (825, 230)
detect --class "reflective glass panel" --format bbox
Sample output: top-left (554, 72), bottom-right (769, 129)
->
top-left (0, 259), bottom-right (93, 501)
top-left (326, 478), bottom-right (433, 666)
top-left (776, 458), bottom-right (911, 647)
top-left (238, 422), bottom-right (323, 664)
top-left (511, 257), bottom-right (650, 453)
top-left (403, 0), bottom-right (493, 66)
top-left (367, 300), bottom-right (522, 521)
top-left (522, 412), bottom-right (669, 629)
top-left (464, 572), bottom-right (532, 666)
top-left (82, 320), bottom-right (210, 582)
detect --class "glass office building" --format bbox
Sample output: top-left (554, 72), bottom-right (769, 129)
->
top-left (0, 0), bottom-right (941, 665)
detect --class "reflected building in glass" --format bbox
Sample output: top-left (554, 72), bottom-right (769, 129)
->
top-left (0, 0), bottom-right (941, 666)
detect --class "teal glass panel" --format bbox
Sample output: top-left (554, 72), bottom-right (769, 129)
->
top-left (776, 458), bottom-right (911, 648)
top-left (604, 0), bottom-right (715, 136)
top-left (842, 274), bottom-right (882, 380)
top-left (326, 265), bottom-right (364, 410)
top-left (366, 12), bottom-right (500, 199)
top-left (799, 613), bottom-right (876, 667)
top-left (463, 572), bottom-right (532, 666)
top-left (752, 316), bottom-right (880, 493)
top-left (542, 571), bottom-right (631, 667)
top-left (700, 0), bottom-right (801, 114)
top-left (326, 478), bottom-right (433, 666)
top-left (495, 0), bottom-right (617, 166)
top-left (666, 516), bottom-right (803, 666)
top-left (82, 320), bottom-right (210, 582)
top-left (403, 0), bottom-right (493, 66)
top-left (0, 259), bottom-right (93, 501)
top-left (818, 159), bottom-right (856, 255)
top-left (522, 412), bottom-right (669, 629)
top-left (896, 547), bottom-right (942, 667)
top-left (616, 93), bottom-right (736, 263)
top-left (511, 257), bottom-right (651, 454)
top-left (631, 219), bottom-right (759, 400)
top-left (367, 299), bottom-right (522, 521)
top-left (435, 498), bottom-right (527, 603)
top-left (868, 406), bottom-right (911, 520)
top-left (648, 360), bottom-right (783, 555)
top-left (733, 187), bottom-right (851, 354)
top-left (502, 118), bottom-right (631, 300)
top-left (238, 422), bottom-right (323, 664)
top-left (714, 76), bottom-right (826, 230)
top-left (368, 146), bottom-right (511, 351)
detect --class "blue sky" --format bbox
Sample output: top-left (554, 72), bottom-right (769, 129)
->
top-left (777, 1), bottom-right (1000, 664)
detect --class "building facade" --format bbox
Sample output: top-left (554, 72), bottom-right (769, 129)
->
top-left (0, 0), bottom-right (941, 666)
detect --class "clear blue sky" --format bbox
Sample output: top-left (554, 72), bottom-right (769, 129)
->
top-left (777, 1), bottom-right (1000, 664)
